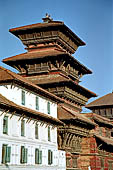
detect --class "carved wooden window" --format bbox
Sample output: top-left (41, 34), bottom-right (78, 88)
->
top-left (66, 158), bottom-right (70, 167)
top-left (2, 144), bottom-right (11, 164)
top-left (20, 146), bottom-right (28, 163)
top-left (72, 137), bottom-right (81, 152)
top-left (106, 108), bottom-right (112, 117)
top-left (108, 162), bottom-right (112, 170)
top-left (3, 116), bottom-right (8, 134)
top-left (106, 128), bottom-right (111, 138)
top-left (99, 127), bottom-right (103, 136)
top-left (100, 158), bottom-right (104, 168)
top-left (72, 157), bottom-right (77, 168)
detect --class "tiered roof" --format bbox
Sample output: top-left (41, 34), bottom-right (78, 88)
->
top-left (84, 113), bottom-right (113, 127)
top-left (3, 49), bottom-right (92, 75)
top-left (86, 92), bottom-right (113, 108)
top-left (58, 105), bottom-right (96, 127)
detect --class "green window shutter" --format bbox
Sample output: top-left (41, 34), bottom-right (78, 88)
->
top-left (47, 102), bottom-right (50, 114)
top-left (48, 150), bottom-right (53, 165)
top-left (48, 150), bottom-right (51, 165)
top-left (3, 116), bottom-right (8, 134)
top-left (35, 149), bottom-right (42, 164)
top-left (21, 90), bottom-right (25, 105)
top-left (21, 120), bottom-right (25, 136)
top-left (35, 123), bottom-right (38, 139)
top-left (39, 150), bottom-right (42, 164)
top-left (20, 146), bottom-right (25, 163)
top-left (6, 146), bottom-right (11, 163)
top-left (24, 148), bottom-right (28, 163)
top-left (35, 148), bottom-right (39, 164)
top-left (36, 96), bottom-right (39, 110)
top-left (2, 144), bottom-right (7, 164)
top-left (48, 126), bottom-right (51, 141)
top-left (51, 151), bottom-right (53, 164)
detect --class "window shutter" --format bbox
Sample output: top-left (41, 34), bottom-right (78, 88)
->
top-left (48, 150), bottom-right (53, 165)
top-left (47, 102), bottom-right (50, 114)
top-left (48, 150), bottom-right (51, 165)
top-left (21, 146), bottom-right (25, 163)
top-left (51, 151), bottom-right (53, 164)
top-left (48, 126), bottom-right (51, 141)
top-left (6, 146), bottom-right (11, 163)
top-left (39, 150), bottom-right (42, 164)
top-left (35, 123), bottom-right (38, 139)
top-left (21, 120), bottom-right (25, 136)
top-left (22, 90), bottom-right (25, 105)
top-left (36, 96), bottom-right (39, 110)
top-left (24, 148), bottom-right (28, 163)
top-left (2, 144), bottom-right (7, 164)
top-left (35, 148), bottom-right (39, 164)
top-left (3, 116), bottom-right (8, 134)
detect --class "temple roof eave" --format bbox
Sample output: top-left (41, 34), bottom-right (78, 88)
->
top-left (2, 51), bottom-right (92, 75)
top-left (9, 21), bottom-right (86, 46)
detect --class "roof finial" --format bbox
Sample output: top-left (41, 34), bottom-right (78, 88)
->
top-left (42, 13), bottom-right (53, 23)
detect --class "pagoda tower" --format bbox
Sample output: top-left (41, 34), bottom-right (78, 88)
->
top-left (3, 15), bottom-right (96, 112)
top-left (3, 15), bottom-right (97, 170)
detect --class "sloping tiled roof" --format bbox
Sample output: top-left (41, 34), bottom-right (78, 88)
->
top-left (0, 93), bottom-right (64, 126)
top-left (0, 66), bottom-right (63, 103)
top-left (9, 21), bottom-right (86, 46)
top-left (84, 113), bottom-right (113, 127)
top-left (58, 105), bottom-right (96, 127)
top-left (86, 93), bottom-right (113, 108)
top-left (27, 73), bottom-right (70, 85)
top-left (3, 49), bottom-right (92, 75)
top-left (3, 50), bottom-right (66, 63)
top-left (94, 134), bottom-right (113, 146)
top-left (27, 73), bottom-right (97, 98)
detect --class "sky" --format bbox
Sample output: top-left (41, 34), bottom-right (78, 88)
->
top-left (0, 0), bottom-right (113, 111)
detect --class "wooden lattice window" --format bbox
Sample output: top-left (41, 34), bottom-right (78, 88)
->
top-left (108, 162), bottom-right (113, 170)
top-left (100, 157), bottom-right (104, 168)
top-left (72, 157), bottom-right (77, 168)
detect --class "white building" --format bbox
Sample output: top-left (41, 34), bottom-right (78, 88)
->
top-left (0, 66), bottom-right (66, 170)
